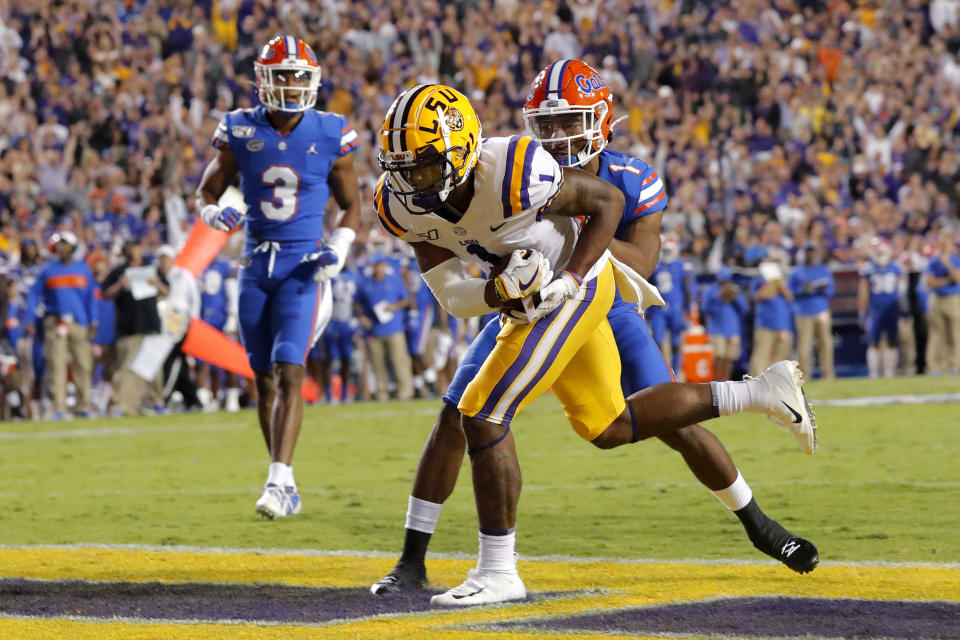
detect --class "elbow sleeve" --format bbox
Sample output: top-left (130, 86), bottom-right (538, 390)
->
top-left (421, 258), bottom-right (498, 319)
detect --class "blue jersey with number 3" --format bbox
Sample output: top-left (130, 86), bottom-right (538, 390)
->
top-left (211, 106), bottom-right (359, 242)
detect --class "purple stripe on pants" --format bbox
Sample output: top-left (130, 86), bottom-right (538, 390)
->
top-left (501, 277), bottom-right (597, 425)
top-left (474, 306), bottom-right (564, 419)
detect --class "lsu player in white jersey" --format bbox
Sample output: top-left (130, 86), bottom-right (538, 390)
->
top-left (374, 84), bottom-right (817, 606)
top-left (371, 63), bottom-right (819, 602)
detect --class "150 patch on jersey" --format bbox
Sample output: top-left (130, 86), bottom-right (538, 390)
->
top-left (232, 126), bottom-right (255, 138)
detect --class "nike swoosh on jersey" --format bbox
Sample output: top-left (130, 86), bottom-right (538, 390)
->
top-left (489, 221), bottom-right (509, 232)
top-left (781, 400), bottom-right (803, 424)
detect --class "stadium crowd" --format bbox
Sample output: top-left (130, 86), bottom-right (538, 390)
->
top-left (1, 0), bottom-right (960, 419)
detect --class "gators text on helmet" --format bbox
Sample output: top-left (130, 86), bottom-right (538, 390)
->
top-left (523, 59), bottom-right (614, 167)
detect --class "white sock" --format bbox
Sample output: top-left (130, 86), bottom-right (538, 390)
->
top-left (477, 529), bottom-right (517, 574)
top-left (710, 380), bottom-right (769, 416)
top-left (405, 496), bottom-right (443, 534)
top-left (286, 465), bottom-right (296, 488)
top-left (413, 375), bottom-right (424, 390)
top-left (266, 462), bottom-right (289, 486)
top-left (882, 348), bottom-right (898, 378)
top-left (710, 469), bottom-right (753, 510)
top-left (423, 368), bottom-right (437, 384)
top-left (866, 346), bottom-right (879, 378)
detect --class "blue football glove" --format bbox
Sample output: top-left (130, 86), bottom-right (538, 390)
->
top-left (200, 204), bottom-right (244, 232)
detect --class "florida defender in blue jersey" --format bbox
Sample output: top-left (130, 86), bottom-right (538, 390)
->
top-left (858, 239), bottom-right (902, 378)
top-left (196, 36), bottom-right (361, 519)
top-left (372, 61), bottom-right (818, 600)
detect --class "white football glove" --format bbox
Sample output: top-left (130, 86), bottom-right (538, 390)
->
top-left (501, 294), bottom-right (538, 325)
top-left (531, 271), bottom-right (582, 319)
top-left (493, 249), bottom-right (552, 301)
top-left (308, 227), bottom-right (357, 282)
top-left (200, 204), bottom-right (244, 232)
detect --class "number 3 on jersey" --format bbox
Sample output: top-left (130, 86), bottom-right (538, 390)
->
top-left (260, 164), bottom-right (300, 220)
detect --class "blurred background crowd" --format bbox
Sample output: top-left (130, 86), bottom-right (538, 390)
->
top-left (1, 0), bottom-right (960, 419)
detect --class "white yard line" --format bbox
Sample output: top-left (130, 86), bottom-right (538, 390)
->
top-left (0, 407), bottom-right (440, 440)
top-left (0, 423), bottom-right (243, 440)
top-left (813, 392), bottom-right (960, 407)
top-left (1, 543), bottom-right (957, 570)
top-left (1, 477), bottom-right (957, 500)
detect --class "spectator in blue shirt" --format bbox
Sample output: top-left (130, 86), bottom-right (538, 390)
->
top-left (25, 231), bottom-right (97, 419)
top-left (749, 253), bottom-right (794, 375)
top-left (357, 253), bottom-right (413, 402)
top-left (789, 244), bottom-right (836, 380)
top-left (924, 231), bottom-right (960, 375)
top-left (701, 267), bottom-right (747, 381)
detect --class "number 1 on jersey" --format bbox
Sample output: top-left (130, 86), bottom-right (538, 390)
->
top-left (260, 164), bottom-right (300, 221)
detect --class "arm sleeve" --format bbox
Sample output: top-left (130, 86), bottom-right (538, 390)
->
top-left (625, 164), bottom-right (668, 222)
top-left (421, 257), bottom-right (498, 319)
top-left (337, 114), bottom-right (360, 157)
top-left (210, 114), bottom-right (231, 150)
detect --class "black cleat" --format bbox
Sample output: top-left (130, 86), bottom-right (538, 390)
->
top-left (735, 499), bottom-right (819, 574)
top-left (776, 536), bottom-right (819, 574)
top-left (370, 562), bottom-right (428, 596)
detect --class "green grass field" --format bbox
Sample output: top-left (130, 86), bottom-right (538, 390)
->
top-left (2, 375), bottom-right (959, 565)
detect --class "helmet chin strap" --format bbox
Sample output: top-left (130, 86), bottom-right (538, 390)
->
top-left (610, 114), bottom-right (629, 133)
top-left (435, 106), bottom-right (454, 202)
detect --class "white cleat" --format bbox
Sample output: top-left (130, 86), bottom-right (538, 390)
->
top-left (430, 569), bottom-right (527, 606)
top-left (255, 483), bottom-right (302, 519)
top-left (755, 360), bottom-right (818, 454)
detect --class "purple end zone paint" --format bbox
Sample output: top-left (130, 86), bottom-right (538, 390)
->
top-left (492, 597), bottom-right (960, 639)
top-left (0, 580), bottom-right (437, 623)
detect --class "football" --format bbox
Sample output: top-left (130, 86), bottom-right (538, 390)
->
top-left (488, 253), bottom-right (541, 318)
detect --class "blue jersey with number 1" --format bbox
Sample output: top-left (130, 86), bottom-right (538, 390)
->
top-left (211, 105), bottom-right (358, 242)
top-left (444, 148), bottom-right (678, 408)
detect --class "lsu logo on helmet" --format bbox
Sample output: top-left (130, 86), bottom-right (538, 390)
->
top-left (524, 59), bottom-right (615, 167)
top-left (378, 84), bottom-right (482, 212)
